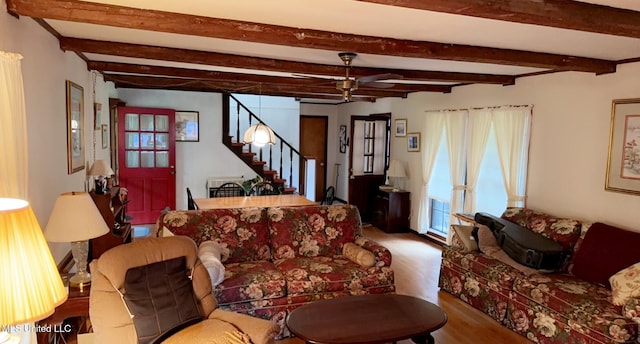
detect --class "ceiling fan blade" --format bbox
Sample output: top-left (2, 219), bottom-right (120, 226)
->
top-left (359, 81), bottom-right (395, 89)
top-left (357, 73), bottom-right (403, 85)
top-left (292, 73), bottom-right (339, 81)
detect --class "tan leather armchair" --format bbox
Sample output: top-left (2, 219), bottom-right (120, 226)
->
top-left (89, 236), bottom-right (279, 344)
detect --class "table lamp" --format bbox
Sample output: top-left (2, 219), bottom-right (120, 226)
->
top-left (0, 198), bottom-right (68, 344)
top-left (88, 160), bottom-right (114, 195)
top-left (44, 192), bottom-right (109, 288)
top-left (387, 160), bottom-right (406, 191)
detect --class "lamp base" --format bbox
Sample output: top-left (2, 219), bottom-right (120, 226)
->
top-left (69, 270), bottom-right (91, 288)
top-left (0, 332), bottom-right (20, 344)
top-left (70, 241), bottom-right (91, 288)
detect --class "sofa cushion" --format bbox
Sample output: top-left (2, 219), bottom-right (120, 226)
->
top-left (214, 260), bottom-right (286, 306)
top-left (275, 256), bottom-right (394, 297)
top-left (268, 205), bottom-right (361, 259)
top-left (342, 242), bottom-right (375, 267)
top-left (441, 245), bottom-right (524, 290)
top-left (123, 256), bottom-right (203, 344)
top-left (512, 273), bottom-right (637, 343)
top-left (451, 225), bottom-right (478, 252)
top-left (158, 208), bottom-right (270, 263)
top-left (501, 207), bottom-right (581, 250)
top-left (570, 222), bottom-right (640, 288)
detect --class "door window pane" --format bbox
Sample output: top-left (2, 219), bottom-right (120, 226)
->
top-left (140, 133), bottom-right (154, 149)
top-left (156, 115), bottom-right (169, 132)
top-left (126, 151), bottom-right (139, 168)
top-left (141, 151), bottom-right (155, 167)
top-left (155, 133), bottom-right (169, 150)
top-left (140, 115), bottom-right (154, 131)
top-left (125, 133), bottom-right (139, 149)
top-left (156, 151), bottom-right (169, 167)
top-left (125, 113), bottom-right (139, 130)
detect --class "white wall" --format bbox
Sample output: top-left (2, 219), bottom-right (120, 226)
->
top-left (1, 3), bottom-right (113, 263)
top-left (333, 64), bottom-right (640, 231)
top-left (116, 89), bottom-right (257, 209)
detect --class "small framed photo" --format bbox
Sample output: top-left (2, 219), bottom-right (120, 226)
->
top-left (66, 80), bottom-right (84, 174)
top-left (176, 111), bottom-right (199, 142)
top-left (94, 103), bottom-right (102, 130)
top-left (605, 98), bottom-right (640, 195)
top-left (395, 118), bottom-right (407, 137)
top-left (407, 132), bottom-right (420, 152)
top-left (101, 124), bottom-right (109, 149)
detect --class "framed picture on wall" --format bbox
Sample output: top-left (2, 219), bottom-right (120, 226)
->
top-left (395, 118), bottom-right (407, 137)
top-left (66, 80), bottom-right (85, 174)
top-left (339, 125), bottom-right (349, 153)
top-left (407, 132), bottom-right (420, 152)
top-left (605, 98), bottom-right (640, 195)
top-left (176, 111), bottom-right (199, 142)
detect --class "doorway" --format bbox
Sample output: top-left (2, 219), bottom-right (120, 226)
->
top-left (117, 106), bottom-right (176, 224)
top-left (300, 116), bottom-right (328, 201)
top-left (349, 114), bottom-right (390, 221)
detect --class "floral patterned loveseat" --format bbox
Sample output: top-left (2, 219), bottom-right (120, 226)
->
top-left (155, 204), bottom-right (395, 337)
top-left (439, 207), bottom-right (640, 344)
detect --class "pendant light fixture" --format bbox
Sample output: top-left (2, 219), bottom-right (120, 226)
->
top-left (242, 89), bottom-right (276, 147)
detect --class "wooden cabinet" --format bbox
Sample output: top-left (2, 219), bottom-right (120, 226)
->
top-left (89, 186), bottom-right (132, 259)
top-left (371, 190), bottom-right (410, 233)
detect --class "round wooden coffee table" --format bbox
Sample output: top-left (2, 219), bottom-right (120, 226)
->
top-left (286, 294), bottom-right (447, 344)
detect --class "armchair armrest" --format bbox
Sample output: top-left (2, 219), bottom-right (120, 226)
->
top-left (623, 298), bottom-right (640, 323)
top-left (354, 236), bottom-right (392, 267)
top-left (209, 309), bottom-right (279, 344)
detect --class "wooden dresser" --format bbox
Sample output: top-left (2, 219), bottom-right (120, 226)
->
top-left (371, 189), bottom-right (410, 233)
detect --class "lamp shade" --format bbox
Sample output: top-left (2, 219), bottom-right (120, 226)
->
top-left (44, 192), bottom-right (109, 242)
top-left (0, 198), bottom-right (68, 325)
top-left (388, 160), bottom-right (406, 178)
top-left (243, 123), bottom-right (276, 147)
top-left (88, 159), bottom-right (114, 177)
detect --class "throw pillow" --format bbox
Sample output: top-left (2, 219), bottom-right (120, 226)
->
top-left (123, 256), bottom-right (203, 344)
top-left (476, 224), bottom-right (538, 275)
top-left (198, 241), bottom-right (226, 286)
top-left (343, 242), bottom-right (375, 267)
top-left (451, 225), bottom-right (478, 252)
top-left (610, 262), bottom-right (640, 306)
top-left (570, 222), bottom-right (640, 288)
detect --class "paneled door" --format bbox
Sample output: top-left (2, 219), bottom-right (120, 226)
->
top-left (118, 106), bottom-right (176, 224)
top-left (300, 116), bottom-right (328, 201)
top-left (349, 116), bottom-right (389, 222)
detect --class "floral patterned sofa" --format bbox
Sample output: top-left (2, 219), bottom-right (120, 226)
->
top-left (439, 207), bottom-right (640, 344)
top-left (155, 204), bottom-right (395, 337)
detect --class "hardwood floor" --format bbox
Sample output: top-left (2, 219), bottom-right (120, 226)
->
top-left (277, 225), bottom-right (530, 344)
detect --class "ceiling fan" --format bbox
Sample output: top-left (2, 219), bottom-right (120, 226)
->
top-left (335, 52), bottom-right (401, 102)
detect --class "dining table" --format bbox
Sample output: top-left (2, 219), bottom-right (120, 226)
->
top-left (194, 194), bottom-right (317, 210)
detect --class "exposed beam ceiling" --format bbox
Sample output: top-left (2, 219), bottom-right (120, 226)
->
top-left (359, 0), bottom-right (640, 39)
top-left (6, 0), bottom-right (639, 103)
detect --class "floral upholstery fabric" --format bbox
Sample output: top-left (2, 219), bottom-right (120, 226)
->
top-left (610, 262), bottom-right (640, 306)
top-left (441, 246), bottom-right (524, 290)
top-left (215, 261), bottom-right (286, 305)
top-left (157, 208), bottom-right (270, 263)
top-left (501, 207), bottom-right (582, 250)
top-left (510, 274), bottom-right (637, 343)
top-left (354, 236), bottom-right (392, 267)
top-left (269, 205), bottom-right (361, 259)
top-left (275, 256), bottom-right (395, 297)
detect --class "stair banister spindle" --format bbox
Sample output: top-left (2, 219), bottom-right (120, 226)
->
top-left (279, 141), bottom-right (284, 182)
top-left (289, 149), bottom-right (293, 189)
top-left (236, 102), bottom-right (241, 144)
top-left (269, 144), bottom-right (273, 172)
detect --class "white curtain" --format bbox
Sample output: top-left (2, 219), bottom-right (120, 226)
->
top-left (444, 110), bottom-right (468, 244)
top-left (418, 111), bottom-right (445, 234)
top-left (492, 106), bottom-right (532, 207)
top-left (464, 108), bottom-right (493, 213)
top-left (0, 52), bottom-right (28, 199)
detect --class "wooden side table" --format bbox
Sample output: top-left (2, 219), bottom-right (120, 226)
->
top-left (36, 282), bottom-right (91, 344)
top-left (371, 190), bottom-right (410, 233)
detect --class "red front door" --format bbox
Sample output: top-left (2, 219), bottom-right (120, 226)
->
top-left (118, 106), bottom-right (176, 224)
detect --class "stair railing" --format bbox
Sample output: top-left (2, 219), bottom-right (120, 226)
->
top-left (222, 93), bottom-right (310, 196)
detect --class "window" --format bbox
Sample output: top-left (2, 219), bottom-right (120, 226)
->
top-left (352, 119), bottom-right (388, 176)
top-left (429, 198), bottom-right (450, 235)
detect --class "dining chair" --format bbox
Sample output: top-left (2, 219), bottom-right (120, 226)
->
top-left (249, 181), bottom-right (282, 196)
top-left (213, 182), bottom-right (246, 198)
top-left (186, 187), bottom-right (198, 210)
top-left (321, 186), bottom-right (348, 205)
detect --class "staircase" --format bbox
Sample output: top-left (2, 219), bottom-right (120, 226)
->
top-left (222, 93), bottom-right (309, 195)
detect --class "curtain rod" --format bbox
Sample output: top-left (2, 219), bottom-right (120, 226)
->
top-left (424, 104), bottom-right (532, 113)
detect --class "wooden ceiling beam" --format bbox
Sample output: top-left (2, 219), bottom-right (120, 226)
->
top-left (75, 39), bottom-right (512, 85)
top-left (88, 61), bottom-right (452, 93)
top-left (359, 0), bottom-right (640, 39)
top-left (102, 74), bottom-right (408, 99)
top-left (9, 0), bottom-right (616, 74)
